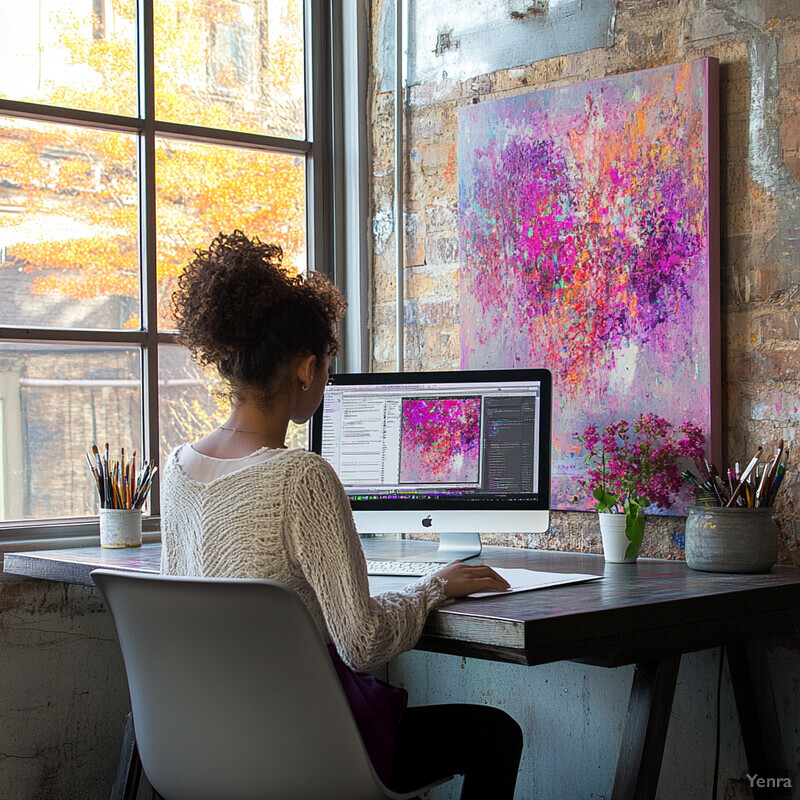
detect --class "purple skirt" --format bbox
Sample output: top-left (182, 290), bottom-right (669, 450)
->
top-left (327, 645), bottom-right (408, 783)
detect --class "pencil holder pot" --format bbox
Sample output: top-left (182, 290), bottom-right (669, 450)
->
top-left (684, 506), bottom-right (778, 573)
top-left (100, 508), bottom-right (142, 549)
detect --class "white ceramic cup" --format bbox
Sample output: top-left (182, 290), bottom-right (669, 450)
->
top-left (100, 508), bottom-right (142, 548)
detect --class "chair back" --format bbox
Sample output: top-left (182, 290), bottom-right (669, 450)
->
top-left (92, 570), bottom-right (409, 800)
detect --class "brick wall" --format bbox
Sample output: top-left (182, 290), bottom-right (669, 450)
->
top-left (368, 0), bottom-right (800, 562)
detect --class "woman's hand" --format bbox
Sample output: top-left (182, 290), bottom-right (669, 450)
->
top-left (434, 561), bottom-right (511, 598)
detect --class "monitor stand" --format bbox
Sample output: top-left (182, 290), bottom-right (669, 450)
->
top-left (435, 532), bottom-right (483, 562)
top-left (401, 532), bottom-right (483, 564)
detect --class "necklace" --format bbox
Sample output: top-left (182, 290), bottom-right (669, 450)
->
top-left (217, 425), bottom-right (286, 448)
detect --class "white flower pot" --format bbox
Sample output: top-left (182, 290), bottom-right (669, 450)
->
top-left (598, 513), bottom-right (637, 563)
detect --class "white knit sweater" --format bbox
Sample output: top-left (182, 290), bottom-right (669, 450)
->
top-left (160, 446), bottom-right (448, 671)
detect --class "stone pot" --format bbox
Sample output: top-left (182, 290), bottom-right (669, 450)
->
top-left (685, 506), bottom-right (778, 573)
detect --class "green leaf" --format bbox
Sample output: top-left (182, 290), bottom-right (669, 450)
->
top-left (593, 485), bottom-right (618, 512)
top-left (624, 500), bottom-right (645, 559)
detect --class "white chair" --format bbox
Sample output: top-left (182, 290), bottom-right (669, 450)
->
top-left (92, 569), bottom-right (453, 800)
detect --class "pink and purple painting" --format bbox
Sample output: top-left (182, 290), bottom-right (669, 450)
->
top-left (457, 58), bottom-right (720, 510)
top-left (400, 397), bottom-right (482, 484)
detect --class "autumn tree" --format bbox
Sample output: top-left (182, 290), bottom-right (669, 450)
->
top-left (0, 0), bottom-right (309, 472)
top-left (1, 0), bottom-right (305, 331)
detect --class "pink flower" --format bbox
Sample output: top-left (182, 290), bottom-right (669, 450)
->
top-left (577, 424), bottom-right (600, 452)
top-left (573, 413), bottom-right (707, 513)
top-left (601, 431), bottom-right (618, 452)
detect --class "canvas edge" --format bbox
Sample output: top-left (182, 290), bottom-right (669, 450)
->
top-left (705, 56), bottom-right (723, 471)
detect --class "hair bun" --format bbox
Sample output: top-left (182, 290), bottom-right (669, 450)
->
top-left (172, 231), bottom-right (344, 392)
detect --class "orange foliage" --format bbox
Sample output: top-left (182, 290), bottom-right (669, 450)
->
top-left (1, 0), bottom-right (305, 330)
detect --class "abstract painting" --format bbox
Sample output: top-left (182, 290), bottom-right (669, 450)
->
top-left (400, 397), bottom-right (482, 484)
top-left (457, 58), bottom-right (720, 511)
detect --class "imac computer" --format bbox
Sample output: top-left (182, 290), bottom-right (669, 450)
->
top-left (310, 368), bottom-right (552, 562)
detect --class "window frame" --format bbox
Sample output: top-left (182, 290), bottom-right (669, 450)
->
top-left (0, 0), bottom-right (336, 554)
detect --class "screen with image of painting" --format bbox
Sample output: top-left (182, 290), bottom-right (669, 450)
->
top-left (400, 397), bottom-right (482, 484)
top-left (457, 58), bottom-right (720, 512)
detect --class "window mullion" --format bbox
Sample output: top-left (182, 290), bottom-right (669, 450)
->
top-left (305, 0), bottom-right (334, 284)
top-left (138, 0), bottom-right (161, 517)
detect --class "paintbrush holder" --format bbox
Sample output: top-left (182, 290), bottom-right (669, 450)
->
top-left (100, 508), bottom-right (142, 548)
top-left (684, 506), bottom-right (778, 573)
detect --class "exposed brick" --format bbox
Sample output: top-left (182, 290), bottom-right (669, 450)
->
top-left (720, 117), bottom-right (751, 161)
top-left (491, 66), bottom-right (532, 93)
top-left (409, 109), bottom-right (444, 140)
top-left (621, 30), bottom-right (666, 61)
top-left (689, 8), bottom-right (738, 42)
top-left (425, 236), bottom-right (459, 264)
top-left (407, 78), bottom-right (461, 107)
top-left (405, 235), bottom-right (426, 267)
top-left (417, 142), bottom-right (454, 170)
top-left (368, 0), bottom-right (800, 564)
top-left (465, 74), bottom-right (493, 97)
top-left (778, 32), bottom-right (800, 65)
top-left (424, 203), bottom-right (456, 231)
top-left (618, 0), bottom-right (679, 9)
top-left (722, 160), bottom-right (749, 198)
top-left (781, 112), bottom-right (800, 181)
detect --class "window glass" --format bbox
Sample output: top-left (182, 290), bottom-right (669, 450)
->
top-left (0, 0), bottom-right (320, 537)
top-left (0, 0), bottom-right (137, 116)
top-left (158, 345), bottom-right (227, 461)
top-left (155, 138), bottom-right (306, 330)
top-left (154, 0), bottom-right (305, 139)
top-left (158, 346), bottom-right (307, 468)
top-left (0, 343), bottom-right (141, 522)
top-left (0, 116), bottom-right (140, 330)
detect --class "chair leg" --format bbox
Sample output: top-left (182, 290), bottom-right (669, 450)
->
top-left (111, 712), bottom-right (141, 800)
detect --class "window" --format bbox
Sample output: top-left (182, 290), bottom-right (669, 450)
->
top-left (0, 0), bottom-right (331, 543)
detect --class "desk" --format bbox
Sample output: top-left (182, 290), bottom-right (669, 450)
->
top-left (5, 540), bottom-right (800, 800)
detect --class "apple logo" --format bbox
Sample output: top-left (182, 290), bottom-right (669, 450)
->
top-left (421, 516), bottom-right (433, 528)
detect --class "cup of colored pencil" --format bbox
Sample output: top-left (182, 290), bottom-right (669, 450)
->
top-left (85, 443), bottom-right (157, 548)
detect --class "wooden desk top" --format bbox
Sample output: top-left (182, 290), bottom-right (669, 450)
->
top-left (5, 539), bottom-right (800, 668)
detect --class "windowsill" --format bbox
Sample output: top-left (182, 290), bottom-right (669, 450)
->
top-left (0, 528), bottom-right (161, 576)
top-left (3, 540), bottom-right (162, 585)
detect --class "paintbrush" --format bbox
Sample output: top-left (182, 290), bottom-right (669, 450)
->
top-left (91, 444), bottom-right (105, 507)
top-left (757, 438), bottom-right (784, 507)
top-left (104, 442), bottom-right (111, 509)
top-left (767, 456), bottom-right (788, 507)
top-left (85, 452), bottom-right (103, 503)
top-left (726, 445), bottom-right (763, 507)
top-left (705, 459), bottom-right (726, 504)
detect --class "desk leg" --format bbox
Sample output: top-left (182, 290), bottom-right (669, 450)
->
top-left (611, 656), bottom-right (681, 800)
top-left (111, 712), bottom-right (142, 800)
top-left (726, 641), bottom-right (792, 800)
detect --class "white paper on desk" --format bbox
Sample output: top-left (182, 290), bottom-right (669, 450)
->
top-left (467, 567), bottom-right (602, 598)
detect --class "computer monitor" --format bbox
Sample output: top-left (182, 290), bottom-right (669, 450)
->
top-left (310, 368), bottom-right (552, 561)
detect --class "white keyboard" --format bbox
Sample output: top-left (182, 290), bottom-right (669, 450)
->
top-left (365, 559), bottom-right (449, 578)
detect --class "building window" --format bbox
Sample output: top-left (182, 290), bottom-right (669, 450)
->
top-left (0, 0), bottom-right (328, 537)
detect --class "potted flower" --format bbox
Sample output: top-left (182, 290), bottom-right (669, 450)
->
top-left (574, 414), bottom-right (705, 562)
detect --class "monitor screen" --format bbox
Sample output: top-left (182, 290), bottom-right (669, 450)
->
top-left (310, 369), bottom-right (552, 560)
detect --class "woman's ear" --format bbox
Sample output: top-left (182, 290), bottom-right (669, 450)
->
top-left (296, 354), bottom-right (316, 391)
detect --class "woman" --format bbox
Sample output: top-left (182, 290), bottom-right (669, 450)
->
top-left (162, 230), bottom-right (523, 798)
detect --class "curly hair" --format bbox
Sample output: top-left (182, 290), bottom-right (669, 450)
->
top-left (172, 230), bottom-right (346, 400)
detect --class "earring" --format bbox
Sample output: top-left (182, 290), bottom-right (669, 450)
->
top-left (301, 384), bottom-right (309, 391)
